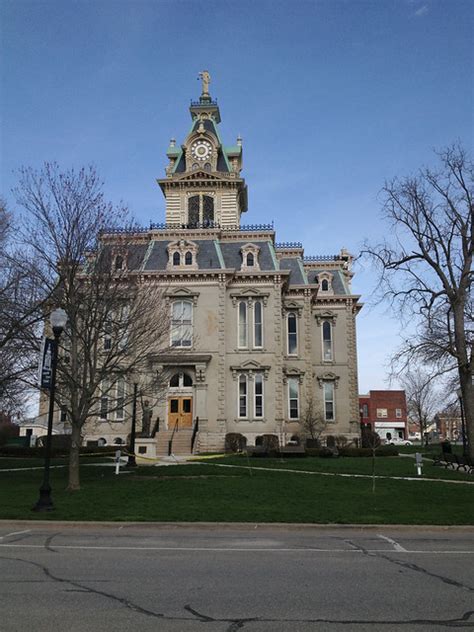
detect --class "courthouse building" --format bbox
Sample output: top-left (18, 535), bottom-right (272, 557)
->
top-left (54, 77), bottom-right (363, 454)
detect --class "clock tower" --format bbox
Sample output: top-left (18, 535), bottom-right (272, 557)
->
top-left (157, 72), bottom-right (248, 227)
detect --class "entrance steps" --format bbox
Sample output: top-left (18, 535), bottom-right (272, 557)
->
top-left (155, 429), bottom-right (195, 456)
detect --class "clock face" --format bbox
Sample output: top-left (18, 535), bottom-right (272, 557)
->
top-left (191, 140), bottom-right (212, 161)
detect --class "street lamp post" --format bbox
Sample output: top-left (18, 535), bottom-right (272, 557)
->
top-left (33, 308), bottom-right (67, 512)
top-left (126, 382), bottom-right (138, 468)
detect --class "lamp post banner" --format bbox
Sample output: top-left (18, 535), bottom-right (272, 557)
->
top-left (39, 338), bottom-right (55, 389)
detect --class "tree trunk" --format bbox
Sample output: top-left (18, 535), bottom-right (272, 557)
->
top-left (67, 423), bottom-right (82, 491)
top-left (459, 367), bottom-right (474, 460)
top-left (453, 301), bottom-right (473, 459)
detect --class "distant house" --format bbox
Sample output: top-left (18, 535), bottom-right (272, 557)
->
top-left (434, 410), bottom-right (463, 442)
top-left (359, 390), bottom-right (408, 442)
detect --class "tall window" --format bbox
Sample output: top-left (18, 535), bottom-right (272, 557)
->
top-left (114, 255), bottom-right (123, 271)
top-left (203, 195), bottom-right (214, 224)
top-left (254, 374), bottom-right (264, 418)
top-left (321, 279), bottom-right (329, 291)
top-left (115, 377), bottom-right (125, 420)
top-left (322, 320), bottom-right (333, 361)
top-left (324, 382), bottom-right (335, 421)
top-left (239, 374), bottom-right (247, 418)
top-left (254, 300), bottom-right (263, 348)
top-left (288, 378), bottom-right (299, 419)
top-left (238, 301), bottom-right (248, 348)
top-left (104, 316), bottom-right (112, 351)
top-left (287, 312), bottom-right (297, 355)
top-left (173, 251), bottom-right (181, 265)
top-left (185, 251), bottom-right (193, 265)
top-left (246, 253), bottom-right (254, 267)
top-left (188, 194), bottom-right (214, 226)
top-left (188, 195), bottom-right (200, 225)
top-left (171, 300), bottom-right (193, 347)
top-left (100, 380), bottom-right (109, 420)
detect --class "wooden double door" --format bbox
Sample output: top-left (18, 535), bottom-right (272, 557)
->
top-left (168, 396), bottom-right (193, 429)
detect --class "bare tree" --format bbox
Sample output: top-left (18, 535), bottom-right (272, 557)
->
top-left (400, 369), bottom-right (439, 447)
top-left (0, 200), bottom-right (46, 414)
top-left (14, 164), bottom-right (170, 490)
top-left (299, 396), bottom-right (327, 445)
top-left (363, 145), bottom-right (473, 458)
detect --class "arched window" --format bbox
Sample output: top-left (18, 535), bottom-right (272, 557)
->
top-left (171, 300), bottom-right (193, 347)
top-left (287, 313), bottom-right (297, 355)
top-left (169, 373), bottom-right (180, 388)
top-left (254, 300), bottom-right (263, 348)
top-left (322, 320), bottom-right (333, 361)
top-left (254, 373), bottom-right (264, 418)
top-left (204, 162), bottom-right (211, 172)
top-left (188, 194), bottom-right (214, 226)
top-left (203, 195), bottom-right (214, 225)
top-left (113, 437), bottom-right (124, 445)
top-left (188, 195), bottom-right (200, 226)
top-left (246, 253), bottom-right (254, 267)
top-left (321, 279), bottom-right (329, 291)
top-left (169, 372), bottom-right (193, 388)
top-left (173, 251), bottom-right (181, 265)
top-left (239, 374), bottom-right (247, 418)
top-left (98, 438), bottom-right (107, 447)
top-left (185, 251), bottom-right (193, 265)
top-left (238, 301), bottom-right (248, 348)
top-left (115, 255), bottom-right (123, 271)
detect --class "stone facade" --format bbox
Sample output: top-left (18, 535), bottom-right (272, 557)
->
top-left (44, 82), bottom-right (363, 452)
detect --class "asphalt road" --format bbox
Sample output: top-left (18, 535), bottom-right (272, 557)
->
top-left (0, 522), bottom-right (473, 631)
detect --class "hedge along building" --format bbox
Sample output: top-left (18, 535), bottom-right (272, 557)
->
top-left (77, 74), bottom-right (363, 453)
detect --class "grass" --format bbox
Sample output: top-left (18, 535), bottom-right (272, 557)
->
top-left (0, 456), bottom-right (111, 470)
top-left (202, 454), bottom-right (471, 481)
top-left (0, 456), bottom-right (473, 524)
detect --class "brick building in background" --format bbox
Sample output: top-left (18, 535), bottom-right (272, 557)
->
top-left (359, 390), bottom-right (408, 442)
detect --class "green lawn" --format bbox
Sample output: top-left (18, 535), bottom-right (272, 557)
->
top-left (200, 454), bottom-right (471, 481)
top-left (0, 457), bottom-right (472, 524)
top-left (0, 456), bottom-right (111, 470)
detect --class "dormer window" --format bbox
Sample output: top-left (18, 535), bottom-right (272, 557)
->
top-left (168, 240), bottom-right (199, 270)
top-left (114, 255), bottom-right (123, 271)
top-left (188, 194), bottom-right (214, 227)
top-left (240, 243), bottom-right (260, 272)
top-left (318, 272), bottom-right (334, 295)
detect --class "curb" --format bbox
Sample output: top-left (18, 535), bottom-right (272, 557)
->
top-left (0, 520), bottom-right (473, 531)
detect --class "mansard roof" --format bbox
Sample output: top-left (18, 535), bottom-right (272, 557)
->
top-left (279, 258), bottom-right (307, 285)
top-left (99, 233), bottom-right (353, 295)
top-left (306, 269), bottom-right (349, 295)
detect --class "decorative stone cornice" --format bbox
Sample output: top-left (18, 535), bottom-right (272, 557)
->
top-left (282, 300), bottom-right (303, 318)
top-left (230, 359), bottom-right (270, 380)
top-left (230, 287), bottom-right (269, 307)
top-left (164, 286), bottom-right (199, 306)
top-left (317, 372), bottom-right (340, 388)
top-left (314, 310), bottom-right (338, 325)
top-left (282, 366), bottom-right (305, 384)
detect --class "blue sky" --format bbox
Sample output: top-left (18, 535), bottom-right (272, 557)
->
top-left (1, 0), bottom-right (473, 392)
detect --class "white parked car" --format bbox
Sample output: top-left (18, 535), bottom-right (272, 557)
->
top-left (387, 438), bottom-right (412, 446)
